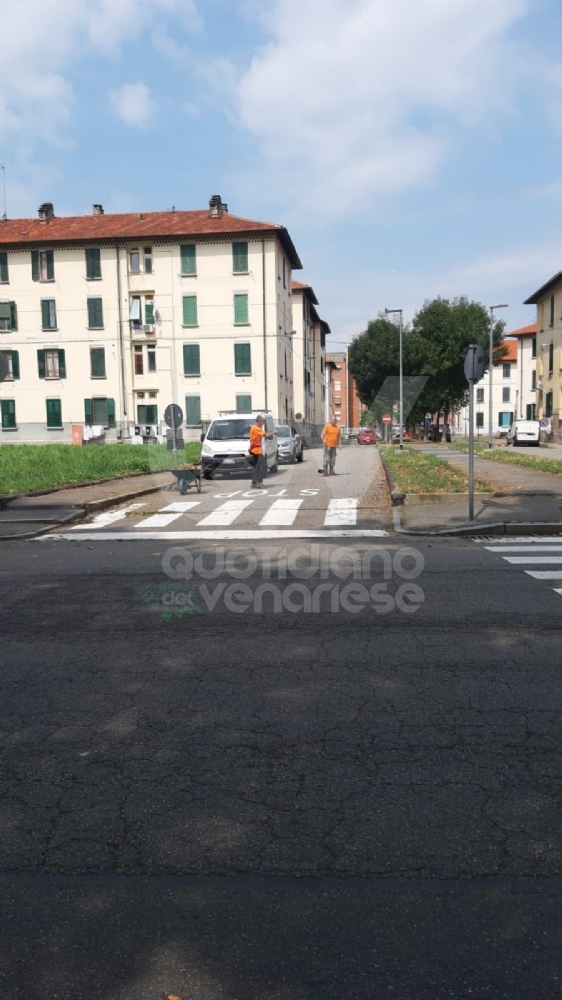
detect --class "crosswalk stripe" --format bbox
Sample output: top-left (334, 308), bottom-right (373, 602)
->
top-left (197, 499), bottom-right (255, 526)
top-left (554, 589), bottom-right (562, 597)
top-left (504, 556), bottom-right (562, 564)
top-left (259, 499), bottom-right (303, 526)
top-left (480, 537), bottom-right (562, 545)
top-left (324, 498), bottom-right (358, 526)
top-left (158, 502), bottom-right (202, 514)
top-left (525, 571), bottom-right (562, 580)
top-left (71, 502), bottom-right (147, 530)
top-left (134, 502), bottom-right (200, 529)
top-left (41, 529), bottom-right (389, 542)
top-left (486, 545), bottom-right (562, 553)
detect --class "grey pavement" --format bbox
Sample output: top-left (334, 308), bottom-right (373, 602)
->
top-left (1, 528), bottom-right (562, 996)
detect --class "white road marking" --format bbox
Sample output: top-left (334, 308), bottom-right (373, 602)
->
top-left (70, 503), bottom-right (147, 530)
top-left (554, 589), bottom-right (562, 597)
top-left (197, 499), bottom-right (256, 526)
top-left (486, 545), bottom-right (562, 553)
top-left (259, 499), bottom-right (303, 526)
top-left (477, 537), bottom-right (562, 544)
top-left (504, 556), bottom-right (562, 564)
top-left (40, 529), bottom-right (389, 542)
top-left (158, 502), bottom-right (202, 513)
top-left (134, 502), bottom-right (200, 529)
top-left (525, 571), bottom-right (562, 580)
top-left (324, 498), bottom-right (358, 526)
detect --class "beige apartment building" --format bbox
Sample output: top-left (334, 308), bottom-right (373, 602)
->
top-left (291, 280), bottom-right (330, 438)
top-left (524, 272), bottom-right (562, 438)
top-left (0, 197), bottom-right (303, 442)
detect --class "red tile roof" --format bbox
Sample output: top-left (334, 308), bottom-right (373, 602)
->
top-left (0, 209), bottom-right (302, 267)
top-left (291, 279), bottom-right (319, 304)
top-left (496, 340), bottom-right (518, 363)
top-left (506, 323), bottom-right (537, 337)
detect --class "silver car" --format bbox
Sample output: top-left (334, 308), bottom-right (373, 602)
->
top-left (276, 424), bottom-right (304, 464)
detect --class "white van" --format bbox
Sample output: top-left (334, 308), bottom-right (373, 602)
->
top-left (506, 419), bottom-right (540, 446)
top-left (200, 412), bottom-right (278, 479)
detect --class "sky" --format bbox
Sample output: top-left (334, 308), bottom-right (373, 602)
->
top-left (1, 0), bottom-right (561, 348)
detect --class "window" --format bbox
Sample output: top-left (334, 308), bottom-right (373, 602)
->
top-left (531, 369), bottom-right (536, 390)
top-left (282, 257), bottom-right (286, 289)
top-left (284, 350), bottom-right (287, 379)
top-left (32, 250), bottom-right (54, 282)
top-left (46, 398), bottom-right (62, 428)
top-left (147, 343), bottom-right (157, 373)
top-left (236, 394), bottom-right (252, 413)
top-left (87, 298), bottom-right (103, 329)
top-left (476, 387), bottom-right (484, 403)
top-left (234, 342), bottom-right (251, 375)
top-left (144, 248), bottom-right (152, 274)
top-left (183, 344), bottom-right (200, 376)
top-left (129, 250), bottom-right (140, 274)
top-left (41, 299), bottom-right (57, 330)
top-left (320, 358), bottom-right (324, 374)
top-left (144, 296), bottom-right (154, 326)
top-left (526, 403), bottom-right (536, 420)
top-left (498, 411), bottom-right (513, 427)
top-left (182, 295), bottom-right (198, 327)
top-left (549, 342), bottom-right (554, 376)
top-left (334, 380), bottom-right (341, 390)
top-left (1, 398), bottom-right (16, 429)
top-left (550, 295), bottom-right (555, 327)
top-left (0, 301), bottom-right (17, 331)
top-left (129, 297), bottom-right (142, 328)
top-left (233, 241), bottom-right (248, 274)
top-left (180, 244), bottom-right (196, 276)
top-left (84, 397), bottom-right (115, 428)
top-left (38, 348), bottom-right (65, 379)
top-left (502, 387), bottom-right (510, 402)
top-left (85, 248), bottom-right (101, 280)
top-left (234, 293), bottom-right (249, 325)
top-left (545, 391), bottom-right (553, 418)
top-left (502, 363), bottom-right (510, 378)
top-left (134, 345), bottom-right (144, 375)
top-left (185, 395), bottom-right (201, 426)
top-left (2, 350), bottom-right (20, 380)
top-left (90, 347), bottom-right (106, 378)
top-left (476, 412), bottom-right (484, 428)
top-left (137, 404), bottom-right (158, 424)
top-left (532, 337), bottom-right (536, 358)
top-left (334, 397), bottom-right (341, 406)
top-left (0, 252), bottom-right (8, 283)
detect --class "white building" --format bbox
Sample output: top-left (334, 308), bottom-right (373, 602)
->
top-left (457, 326), bottom-right (537, 438)
top-left (291, 280), bottom-right (330, 439)
top-left (0, 197), bottom-right (305, 442)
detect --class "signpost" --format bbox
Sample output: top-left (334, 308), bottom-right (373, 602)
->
top-left (164, 404), bottom-right (184, 466)
top-left (382, 414), bottom-right (392, 445)
top-left (464, 343), bottom-right (485, 521)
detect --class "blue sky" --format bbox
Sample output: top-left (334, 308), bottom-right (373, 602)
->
top-left (2, 0), bottom-right (562, 347)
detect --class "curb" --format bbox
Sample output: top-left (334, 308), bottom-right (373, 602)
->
top-left (393, 521), bottom-right (562, 537)
top-left (0, 467), bottom-right (175, 508)
top-left (379, 451), bottom-right (406, 506)
top-left (0, 509), bottom-right (86, 541)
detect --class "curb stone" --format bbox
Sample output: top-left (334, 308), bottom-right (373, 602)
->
top-left (392, 521), bottom-right (562, 537)
top-left (379, 451), bottom-right (406, 506)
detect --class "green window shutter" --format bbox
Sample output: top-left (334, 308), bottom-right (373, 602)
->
top-left (0, 301), bottom-right (9, 321)
top-left (1, 399), bottom-right (16, 429)
top-left (10, 350), bottom-right (19, 380)
top-left (234, 294), bottom-right (249, 324)
top-left (107, 398), bottom-right (116, 428)
top-left (0, 252), bottom-right (8, 283)
top-left (41, 299), bottom-right (56, 329)
top-left (88, 298), bottom-right (103, 328)
top-left (144, 300), bottom-right (154, 324)
top-left (182, 295), bottom-right (198, 326)
top-left (233, 241), bottom-right (248, 273)
top-left (185, 395), bottom-right (201, 426)
top-left (234, 342), bottom-right (251, 374)
top-left (9, 302), bottom-right (17, 331)
top-left (86, 248), bottom-right (101, 280)
top-left (84, 398), bottom-right (93, 424)
top-left (145, 404), bottom-right (158, 424)
top-left (31, 250), bottom-right (39, 281)
top-left (37, 349), bottom-right (46, 378)
top-left (236, 394), bottom-right (252, 412)
top-left (58, 349), bottom-right (66, 379)
top-left (90, 347), bottom-right (106, 378)
top-left (180, 244), bottom-right (196, 275)
top-left (183, 343), bottom-right (200, 375)
top-left (532, 337), bottom-right (537, 359)
top-left (46, 398), bottom-right (62, 427)
top-left (46, 250), bottom-right (54, 281)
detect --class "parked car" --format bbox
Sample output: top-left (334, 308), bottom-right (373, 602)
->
top-left (506, 419), bottom-right (540, 446)
top-left (276, 424), bottom-right (304, 464)
top-left (200, 412), bottom-right (278, 479)
top-left (358, 428), bottom-right (377, 445)
top-left (427, 423), bottom-right (451, 443)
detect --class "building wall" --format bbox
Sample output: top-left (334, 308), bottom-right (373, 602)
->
top-left (326, 352), bottom-right (363, 430)
top-left (457, 338), bottom-right (536, 437)
top-left (534, 285), bottom-right (562, 436)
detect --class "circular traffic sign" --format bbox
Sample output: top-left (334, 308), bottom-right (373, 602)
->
top-left (0, 351), bottom-right (9, 383)
top-left (382, 414), bottom-right (392, 424)
top-left (164, 403), bottom-right (183, 429)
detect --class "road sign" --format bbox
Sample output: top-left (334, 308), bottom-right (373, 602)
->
top-left (164, 403), bottom-right (183, 429)
top-left (382, 414), bottom-right (392, 424)
top-left (464, 343), bottom-right (485, 383)
top-left (0, 351), bottom-right (9, 383)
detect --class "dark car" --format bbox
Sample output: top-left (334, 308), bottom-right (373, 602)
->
top-left (358, 428), bottom-right (377, 445)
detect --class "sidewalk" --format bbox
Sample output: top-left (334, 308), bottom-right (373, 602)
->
top-left (0, 470), bottom-right (176, 539)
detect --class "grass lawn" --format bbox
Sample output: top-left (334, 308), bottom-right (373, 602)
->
top-left (451, 443), bottom-right (562, 477)
top-left (380, 446), bottom-right (492, 494)
top-left (0, 442), bottom-right (202, 495)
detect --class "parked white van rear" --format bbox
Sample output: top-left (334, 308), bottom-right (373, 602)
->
top-left (506, 420), bottom-right (540, 446)
top-left (200, 412), bottom-right (278, 479)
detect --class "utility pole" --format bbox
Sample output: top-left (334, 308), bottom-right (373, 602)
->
top-left (385, 308), bottom-right (404, 449)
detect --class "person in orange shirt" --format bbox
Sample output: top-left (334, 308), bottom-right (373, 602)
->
top-left (321, 416), bottom-right (341, 476)
top-left (249, 415), bottom-right (274, 488)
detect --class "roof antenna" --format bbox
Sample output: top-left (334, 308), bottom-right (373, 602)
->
top-left (0, 165), bottom-right (6, 220)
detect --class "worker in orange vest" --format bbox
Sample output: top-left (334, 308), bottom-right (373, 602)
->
top-left (321, 416), bottom-right (341, 476)
top-left (249, 415), bottom-right (274, 488)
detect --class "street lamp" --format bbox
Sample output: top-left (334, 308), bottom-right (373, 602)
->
top-left (488, 303), bottom-right (508, 449)
top-left (385, 308), bottom-right (403, 449)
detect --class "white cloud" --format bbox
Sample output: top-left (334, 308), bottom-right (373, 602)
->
top-left (236, 0), bottom-right (530, 218)
top-left (110, 82), bottom-right (158, 129)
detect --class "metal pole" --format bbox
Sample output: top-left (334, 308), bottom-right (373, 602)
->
top-left (488, 307), bottom-right (494, 449)
top-left (469, 378), bottom-right (475, 521)
top-left (399, 311), bottom-right (404, 450)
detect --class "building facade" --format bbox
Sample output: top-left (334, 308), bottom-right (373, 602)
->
top-left (291, 280), bottom-right (330, 439)
top-left (0, 198), bottom-right (303, 442)
top-left (325, 351), bottom-right (364, 430)
top-left (457, 326), bottom-right (537, 438)
top-left (524, 273), bottom-right (562, 438)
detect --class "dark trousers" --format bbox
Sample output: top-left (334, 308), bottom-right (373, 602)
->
top-left (251, 453), bottom-right (267, 485)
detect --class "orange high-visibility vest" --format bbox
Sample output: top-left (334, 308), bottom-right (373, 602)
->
top-left (249, 424), bottom-right (264, 455)
top-left (323, 424), bottom-right (340, 448)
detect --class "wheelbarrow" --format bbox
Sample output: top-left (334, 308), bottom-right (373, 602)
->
top-left (170, 463), bottom-right (202, 494)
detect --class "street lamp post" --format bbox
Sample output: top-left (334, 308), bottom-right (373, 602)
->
top-left (385, 308), bottom-right (404, 450)
top-left (488, 303), bottom-right (508, 449)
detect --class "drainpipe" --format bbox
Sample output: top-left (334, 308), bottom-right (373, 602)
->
top-left (115, 244), bottom-right (127, 422)
top-left (262, 239), bottom-right (268, 412)
top-left (519, 338), bottom-right (523, 417)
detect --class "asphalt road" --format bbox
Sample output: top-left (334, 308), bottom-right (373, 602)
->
top-left (2, 467), bottom-right (562, 996)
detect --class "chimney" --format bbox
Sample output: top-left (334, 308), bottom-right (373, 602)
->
top-left (38, 202), bottom-right (54, 222)
top-left (92, 204), bottom-right (104, 215)
top-left (209, 194), bottom-right (228, 218)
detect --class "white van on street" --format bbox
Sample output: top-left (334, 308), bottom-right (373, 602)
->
top-left (506, 419), bottom-right (540, 446)
top-left (200, 412), bottom-right (278, 479)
